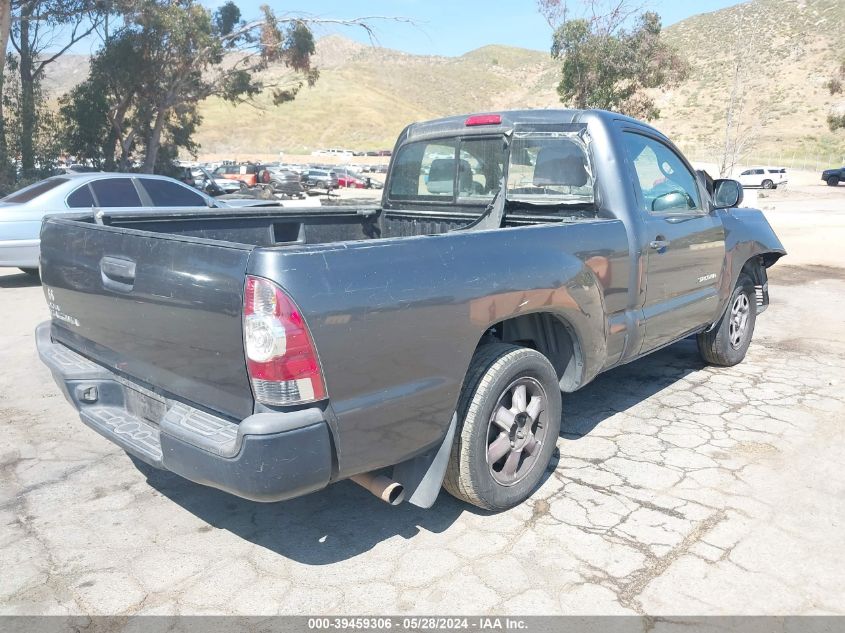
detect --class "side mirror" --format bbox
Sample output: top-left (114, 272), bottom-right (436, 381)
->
top-left (713, 179), bottom-right (743, 209)
top-left (651, 190), bottom-right (693, 212)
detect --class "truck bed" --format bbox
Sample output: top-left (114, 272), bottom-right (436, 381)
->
top-left (82, 205), bottom-right (592, 248)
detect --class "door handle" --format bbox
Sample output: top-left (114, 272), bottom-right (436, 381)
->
top-left (100, 256), bottom-right (136, 293)
top-left (649, 239), bottom-right (670, 251)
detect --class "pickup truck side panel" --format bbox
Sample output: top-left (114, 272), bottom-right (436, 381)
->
top-left (249, 220), bottom-right (630, 477)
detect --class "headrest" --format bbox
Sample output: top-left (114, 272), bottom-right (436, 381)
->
top-left (533, 143), bottom-right (589, 188)
top-left (427, 158), bottom-right (474, 194)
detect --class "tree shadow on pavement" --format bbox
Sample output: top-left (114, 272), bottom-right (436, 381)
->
top-left (0, 270), bottom-right (41, 288)
top-left (136, 339), bottom-right (703, 564)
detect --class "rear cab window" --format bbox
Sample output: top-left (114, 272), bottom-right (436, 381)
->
top-left (388, 128), bottom-right (596, 219)
top-left (506, 129), bottom-right (594, 213)
top-left (388, 137), bottom-right (505, 204)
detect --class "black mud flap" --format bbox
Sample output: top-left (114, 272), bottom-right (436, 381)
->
top-left (392, 413), bottom-right (457, 508)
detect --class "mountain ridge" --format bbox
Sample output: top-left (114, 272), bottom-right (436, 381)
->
top-left (40, 0), bottom-right (845, 163)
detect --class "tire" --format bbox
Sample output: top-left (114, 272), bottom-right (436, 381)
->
top-left (697, 273), bottom-right (756, 366)
top-left (761, 179), bottom-right (773, 189)
top-left (19, 267), bottom-right (39, 277)
top-left (443, 343), bottom-right (562, 511)
top-left (828, 176), bottom-right (840, 187)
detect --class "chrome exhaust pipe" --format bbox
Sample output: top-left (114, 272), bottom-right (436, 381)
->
top-left (350, 472), bottom-right (405, 505)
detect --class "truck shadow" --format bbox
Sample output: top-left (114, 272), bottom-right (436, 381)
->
top-left (136, 339), bottom-right (705, 565)
top-left (561, 337), bottom-right (706, 440)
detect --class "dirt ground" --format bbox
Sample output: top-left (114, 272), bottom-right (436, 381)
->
top-left (1, 184), bottom-right (844, 615)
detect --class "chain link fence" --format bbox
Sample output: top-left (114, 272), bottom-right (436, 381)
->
top-left (679, 146), bottom-right (845, 176)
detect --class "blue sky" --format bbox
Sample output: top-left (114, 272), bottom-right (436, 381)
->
top-left (212, 0), bottom-right (746, 57)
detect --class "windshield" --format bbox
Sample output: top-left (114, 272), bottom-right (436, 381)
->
top-left (506, 132), bottom-right (594, 205)
top-left (2, 178), bottom-right (69, 204)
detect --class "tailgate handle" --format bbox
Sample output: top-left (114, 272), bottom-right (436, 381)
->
top-left (100, 256), bottom-right (136, 293)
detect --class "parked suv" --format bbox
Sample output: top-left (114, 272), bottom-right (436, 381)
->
top-left (821, 166), bottom-right (844, 186)
top-left (266, 166), bottom-right (307, 198)
top-left (737, 167), bottom-right (787, 189)
top-left (213, 163), bottom-right (271, 188)
top-left (303, 169), bottom-right (339, 191)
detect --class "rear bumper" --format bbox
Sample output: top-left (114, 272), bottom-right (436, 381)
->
top-left (36, 321), bottom-right (333, 502)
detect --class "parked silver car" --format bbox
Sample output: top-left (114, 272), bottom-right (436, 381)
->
top-left (0, 172), bottom-right (272, 273)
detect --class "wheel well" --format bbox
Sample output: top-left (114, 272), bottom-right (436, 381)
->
top-left (740, 257), bottom-right (764, 285)
top-left (480, 312), bottom-right (584, 392)
top-left (742, 253), bottom-right (781, 280)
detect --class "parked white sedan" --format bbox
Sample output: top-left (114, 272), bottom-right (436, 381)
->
top-left (737, 167), bottom-right (788, 189)
top-left (0, 173), bottom-right (270, 274)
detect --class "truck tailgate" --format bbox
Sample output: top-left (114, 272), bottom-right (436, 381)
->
top-left (39, 216), bottom-right (254, 420)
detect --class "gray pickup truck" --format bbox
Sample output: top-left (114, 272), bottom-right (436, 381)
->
top-left (36, 110), bottom-right (785, 511)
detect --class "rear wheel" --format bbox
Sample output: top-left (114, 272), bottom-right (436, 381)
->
top-left (828, 176), bottom-right (840, 187)
top-left (697, 273), bottom-right (756, 366)
top-left (443, 343), bottom-right (561, 510)
top-left (761, 179), bottom-right (773, 189)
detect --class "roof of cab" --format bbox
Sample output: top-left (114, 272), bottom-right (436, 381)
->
top-left (398, 108), bottom-right (660, 145)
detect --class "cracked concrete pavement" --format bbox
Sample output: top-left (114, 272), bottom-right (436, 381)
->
top-left (1, 186), bottom-right (844, 615)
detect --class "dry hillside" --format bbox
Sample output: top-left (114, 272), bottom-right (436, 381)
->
top-left (42, 0), bottom-right (845, 165)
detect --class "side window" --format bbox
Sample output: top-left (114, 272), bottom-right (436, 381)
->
top-left (740, 170), bottom-right (751, 176)
top-left (141, 178), bottom-right (205, 207)
top-left (389, 140), bottom-right (457, 200)
top-left (66, 184), bottom-right (96, 208)
top-left (621, 132), bottom-right (701, 214)
top-left (90, 178), bottom-right (142, 207)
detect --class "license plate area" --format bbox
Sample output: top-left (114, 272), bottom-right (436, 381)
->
top-left (121, 379), bottom-right (167, 425)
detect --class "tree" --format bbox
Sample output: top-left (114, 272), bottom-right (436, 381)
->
top-left (826, 59), bottom-right (845, 132)
top-left (2, 55), bottom-right (61, 185)
top-left (540, 0), bottom-right (688, 120)
top-left (0, 0), bottom-right (13, 186)
top-left (61, 0), bottom-right (386, 172)
top-left (714, 3), bottom-right (766, 178)
top-left (8, 0), bottom-right (104, 178)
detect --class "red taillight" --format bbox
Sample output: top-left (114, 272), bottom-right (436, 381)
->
top-left (465, 114), bottom-right (501, 126)
top-left (243, 276), bottom-right (326, 405)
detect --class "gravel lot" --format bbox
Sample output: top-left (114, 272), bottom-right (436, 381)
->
top-left (1, 185), bottom-right (844, 615)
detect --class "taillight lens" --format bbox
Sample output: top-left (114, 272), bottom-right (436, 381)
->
top-left (243, 276), bottom-right (326, 405)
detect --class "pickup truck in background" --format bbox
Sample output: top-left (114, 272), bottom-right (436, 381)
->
top-left (36, 110), bottom-right (785, 511)
top-left (822, 166), bottom-right (844, 186)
